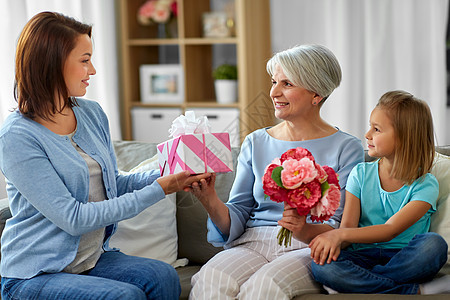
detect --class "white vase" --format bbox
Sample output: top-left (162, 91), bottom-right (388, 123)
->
top-left (214, 80), bottom-right (238, 104)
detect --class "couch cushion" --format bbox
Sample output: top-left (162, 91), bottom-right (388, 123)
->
top-left (293, 294), bottom-right (449, 299)
top-left (113, 140), bottom-right (159, 172)
top-left (176, 265), bottom-right (201, 300)
top-left (110, 141), bottom-right (185, 267)
top-left (176, 147), bottom-right (240, 264)
top-left (430, 151), bottom-right (450, 275)
top-left (109, 192), bottom-right (184, 267)
top-left (436, 145), bottom-right (450, 157)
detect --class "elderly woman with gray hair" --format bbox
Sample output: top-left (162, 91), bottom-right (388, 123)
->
top-left (189, 44), bottom-right (364, 299)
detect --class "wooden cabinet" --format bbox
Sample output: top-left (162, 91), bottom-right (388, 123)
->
top-left (117, 0), bottom-right (274, 142)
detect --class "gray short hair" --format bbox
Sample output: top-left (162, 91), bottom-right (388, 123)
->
top-left (266, 45), bottom-right (342, 99)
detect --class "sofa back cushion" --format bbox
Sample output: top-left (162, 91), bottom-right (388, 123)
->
top-left (111, 141), bottom-right (185, 266)
top-left (176, 147), bottom-right (240, 264)
top-left (430, 149), bottom-right (450, 275)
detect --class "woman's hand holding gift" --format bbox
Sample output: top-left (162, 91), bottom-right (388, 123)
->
top-left (157, 171), bottom-right (211, 194)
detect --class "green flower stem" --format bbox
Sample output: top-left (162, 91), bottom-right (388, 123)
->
top-left (277, 226), bottom-right (292, 247)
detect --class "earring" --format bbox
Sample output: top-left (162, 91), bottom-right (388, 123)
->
top-left (313, 102), bottom-right (317, 105)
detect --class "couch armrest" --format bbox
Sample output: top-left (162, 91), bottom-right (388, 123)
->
top-left (0, 197), bottom-right (11, 225)
top-left (436, 145), bottom-right (450, 157)
top-left (0, 197), bottom-right (11, 261)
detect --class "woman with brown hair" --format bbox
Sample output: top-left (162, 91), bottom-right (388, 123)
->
top-left (0, 11), bottom-right (209, 300)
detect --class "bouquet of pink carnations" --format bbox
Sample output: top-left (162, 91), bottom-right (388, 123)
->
top-left (137, 0), bottom-right (178, 25)
top-left (262, 147), bottom-right (341, 247)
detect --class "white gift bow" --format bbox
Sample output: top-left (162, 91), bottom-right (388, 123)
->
top-left (168, 110), bottom-right (211, 138)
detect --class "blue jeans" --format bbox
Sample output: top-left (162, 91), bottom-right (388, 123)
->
top-left (1, 251), bottom-right (181, 300)
top-left (311, 233), bottom-right (448, 294)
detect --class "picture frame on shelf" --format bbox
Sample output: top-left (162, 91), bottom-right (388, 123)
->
top-left (139, 64), bottom-right (184, 103)
top-left (202, 12), bottom-right (232, 38)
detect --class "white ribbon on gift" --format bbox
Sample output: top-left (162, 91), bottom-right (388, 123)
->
top-left (168, 110), bottom-right (211, 138)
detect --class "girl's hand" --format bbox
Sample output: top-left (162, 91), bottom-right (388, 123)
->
top-left (157, 171), bottom-right (211, 195)
top-left (309, 230), bottom-right (342, 265)
top-left (278, 203), bottom-right (307, 239)
top-left (189, 173), bottom-right (217, 207)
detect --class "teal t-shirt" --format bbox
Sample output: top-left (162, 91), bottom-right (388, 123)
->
top-left (346, 160), bottom-right (439, 250)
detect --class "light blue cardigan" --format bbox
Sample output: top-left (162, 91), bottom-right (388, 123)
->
top-left (0, 99), bottom-right (165, 279)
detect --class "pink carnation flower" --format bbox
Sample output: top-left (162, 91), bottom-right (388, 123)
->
top-left (310, 184), bottom-right (341, 222)
top-left (262, 164), bottom-right (288, 203)
top-left (323, 165), bottom-right (340, 189)
top-left (137, 0), bottom-right (177, 25)
top-left (281, 158), bottom-right (318, 189)
top-left (315, 163), bottom-right (328, 184)
top-left (262, 147), bottom-right (343, 247)
top-left (139, 0), bottom-right (156, 18)
top-left (153, 2), bottom-right (171, 23)
top-left (286, 180), bottom-right (322, 215)
top-left (170, 1), bottom-right (178, 17)
top-left (280, 147), bottom-right (314, 164)
top-left (268, 157), bottom-right (281, 167)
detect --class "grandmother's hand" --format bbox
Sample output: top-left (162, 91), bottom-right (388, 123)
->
top-left (189, 173), bottom-right (217, 205)
top-left (157, 171), bottom-right (211, 195)
top-left (278, 203), bottom-right (307, 236)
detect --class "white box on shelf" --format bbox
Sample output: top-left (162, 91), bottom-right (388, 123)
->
top-left (131, 107), bottom-right (182, 144)
top-left (189, 108), bottom-right (240, 147)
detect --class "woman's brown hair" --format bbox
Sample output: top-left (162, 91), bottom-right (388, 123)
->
top-left (377, 90), bottom-right (435, 184)
top-left (14, 11), bottom-right (92, 120)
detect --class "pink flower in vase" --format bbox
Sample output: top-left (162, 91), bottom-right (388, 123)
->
top-left (137, 0), bottom-right (177, 25)
top-left (170, 1), bottom-right (178, 17)
top-left (153, 1), bottom-right (171, 23)
top-left (137, 0), bottom-right (156, 25)
top-left (139, 0), bottom-right (156, 17)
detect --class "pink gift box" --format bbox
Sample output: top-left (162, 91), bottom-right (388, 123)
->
top-left (157, 133), bottom-right (233, 175)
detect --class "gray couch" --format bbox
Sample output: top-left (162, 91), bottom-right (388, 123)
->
top-left (0, 140), bottom-right (449, 299)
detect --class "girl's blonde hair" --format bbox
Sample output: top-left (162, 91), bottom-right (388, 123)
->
top-left (377, 90), bottom-right (435, 184)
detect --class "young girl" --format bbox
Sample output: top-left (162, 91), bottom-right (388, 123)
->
top-left (309, 90), bottom-right (448, 294)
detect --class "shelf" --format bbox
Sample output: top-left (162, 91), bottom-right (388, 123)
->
top-left (128, 37), bottom-right (238, 46)
top-left (131, 102), bottom-right (184, 108)
top-left (117, 0), bottom-right (274, 142)
top-left (185, 102), bottom-right (239, 108)
top-left (182, 37), bottom-right (237, 45)
top-left (131, 101), bottom-right (240, 109)
top-left (128, 39), bottom-right (180, 46)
